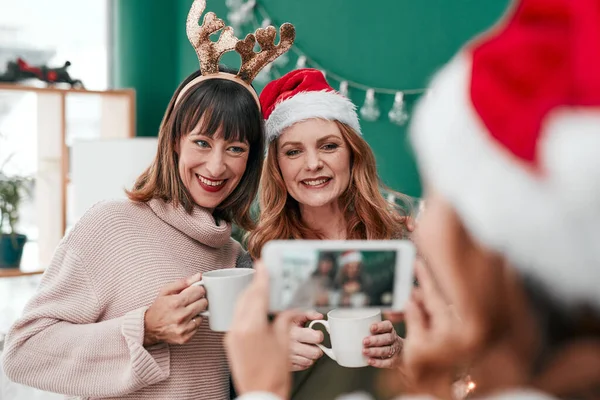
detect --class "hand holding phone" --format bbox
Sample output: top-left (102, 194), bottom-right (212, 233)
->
top-left (261, 240), bottom-right (416, 312)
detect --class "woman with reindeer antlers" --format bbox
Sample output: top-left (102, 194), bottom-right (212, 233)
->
top-left (1, 1), bottom-right (293, 399)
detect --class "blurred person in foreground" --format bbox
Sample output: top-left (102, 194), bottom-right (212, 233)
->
top-left (224, 0), bottom-right (600, 399)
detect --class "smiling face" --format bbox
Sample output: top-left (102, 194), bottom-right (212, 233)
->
top-left (318, 259), bottom-right (334, 275)
top-left (276, 119), bottom-right (351, 209)
top-left (344, 262), bottom-right (361, 280)
top-left (178, 123), bottom-right (250, 210)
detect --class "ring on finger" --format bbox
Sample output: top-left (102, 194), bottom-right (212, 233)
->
top-left (192, 317), bottom-right (200, 329)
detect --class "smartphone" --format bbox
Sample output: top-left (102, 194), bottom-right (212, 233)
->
top-left (261, 240), bottom-right (416, 312)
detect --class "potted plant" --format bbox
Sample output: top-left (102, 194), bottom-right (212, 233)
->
top-left (0, 173), bottom-right (31, 268)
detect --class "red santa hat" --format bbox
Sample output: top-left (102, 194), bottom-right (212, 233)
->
top-left (260, 68), bottom-right (361, 141)
top-left (338, 251), bottom-right (363, 266)
top-left (411, 0), bottom-right (600, 308)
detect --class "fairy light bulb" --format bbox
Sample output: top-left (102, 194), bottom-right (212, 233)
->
top-left (260, 18), bottom-right (271, 28)
top-left (467, 381), bottom-right (476, 393)
top-left (388, 91), bottom-right (409, 126)
top-left (239, 0), bottom-right (256, 23)
top-left (360, 89), bottom-right (380, 121)
top-left (339, 81), bottom-right (349, 97)
top-left (452, 375), bottom-right (476, 400)
top-left (253, 63), bottom-right (272, 85)
top-left (273, 52), bottom-right (289, 67)
top-left (386, 192), bottom-right (396, 204)
top-left (226, 0), bottom-right (244, 10)
top-left (227, 10), bottom-right (243, 34)
top-left (227, 0), bottom-right (255, 34)
top-left (295, 55), bottom-right (307, 69)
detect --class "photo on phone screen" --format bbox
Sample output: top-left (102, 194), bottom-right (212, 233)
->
top-left (262, 240), bottom-right (416, 312)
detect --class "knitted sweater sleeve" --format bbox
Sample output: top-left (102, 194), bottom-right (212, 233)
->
top-left (1, 243), bottom-right (170, 397)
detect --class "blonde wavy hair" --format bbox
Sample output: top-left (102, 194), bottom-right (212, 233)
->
top-left (247, 120), bottom-right (411, 259)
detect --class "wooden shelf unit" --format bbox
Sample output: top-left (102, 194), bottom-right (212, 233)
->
top-left (0, 267), bottom-right (44, 279)
top-left (0, 84), bottom-right (136, 276)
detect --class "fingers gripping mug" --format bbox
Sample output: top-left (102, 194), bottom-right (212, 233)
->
top-left (192, 268), bottom-right (255, 332)
top-left (309, 308), bottom-right (381, 368)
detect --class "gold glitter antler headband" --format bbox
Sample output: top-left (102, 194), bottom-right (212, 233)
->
top-left (186, 0), bottom-right (238, 75)
top-left (186, 0), bottom-right (295, 84)
top-left (236, 25), bottom-right (296, 83)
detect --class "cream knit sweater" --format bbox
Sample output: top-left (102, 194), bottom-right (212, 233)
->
top-left (1, 198), bottom-right (249, 400)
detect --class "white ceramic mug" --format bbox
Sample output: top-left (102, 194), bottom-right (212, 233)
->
top-left (192, 268), bottom-right (254, 332)
top-left (308, 308), bottom-right (381, 368)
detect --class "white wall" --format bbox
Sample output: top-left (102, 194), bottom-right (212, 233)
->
top-left (70, 138), bottom-right (158, 222)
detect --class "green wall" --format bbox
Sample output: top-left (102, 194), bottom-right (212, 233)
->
top-left (113, 0), bottom-right (511, 196)
top-left (112, 0), bottom-right (179, 139)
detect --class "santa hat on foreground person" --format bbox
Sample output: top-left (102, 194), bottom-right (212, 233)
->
top-left (259, 68), bottom-right (362, 142)
top-left (410, 0), bottom-right (600, 309)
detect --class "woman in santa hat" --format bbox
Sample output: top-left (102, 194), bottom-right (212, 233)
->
top-left (226, 0), bottom-right (600, 399)
top-left (335, 251), bottom-right (373, 308)
top-left (246, 68), bottom-right (413, 399)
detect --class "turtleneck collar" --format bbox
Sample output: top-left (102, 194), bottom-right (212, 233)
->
top-left (147, 198), bottom-right (232, 249)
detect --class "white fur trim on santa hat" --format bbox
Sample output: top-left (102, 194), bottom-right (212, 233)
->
top-left (265, 90), bottom-right (361, 141)
top-left (410, 53), bottom-right (600, 309)
top-left (339, 251), bottom-right (363, 266)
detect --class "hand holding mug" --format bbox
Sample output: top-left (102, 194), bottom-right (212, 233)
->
top-left (191, 268), bottom-right (255, 332)
top-left (309, 309), bottom-right (382, 368)
top-left (289, 310), bottom-right (324, 371)
top-left (144, 273), bottom-right (207, 346)
top-left (363, 320), bottom-right (404, 369)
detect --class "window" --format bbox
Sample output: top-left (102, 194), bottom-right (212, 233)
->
top-left (0, 0), bottom-right (110, 269)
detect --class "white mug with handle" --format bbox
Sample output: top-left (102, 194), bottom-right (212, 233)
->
top-left (308, 308), bottom-right (381, 368)
top-left (192, 268), bottom-right (254, 332)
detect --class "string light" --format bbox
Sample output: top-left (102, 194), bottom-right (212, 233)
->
top-left (295, 55), bottom-right (307, 70)
top-left (260, 17), bottom-right (271, 28)
top-left (467, 381), bottom-right (476, 393)
top-left (452, 375), bottom-right (476, 400)
top-left (339, 81), bottom-right (349, 97)
top-left (388, 92), bottom-right (409, 126)
top-left (360, 89), bottom-right (380, 122)
top-left (226, 0), bottom-right (245, 9)
top-left (254, 63), bottom-right (272, 85)
top-left (255, 5), bottom-right (426, 90)
top-left (273, 52), bottom-right (289, 67)
top-left (227, 1), bottom-right (430, 125)
top-left (227, 0), bottom-right (256, 34)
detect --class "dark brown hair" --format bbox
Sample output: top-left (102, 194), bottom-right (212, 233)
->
top-left (127, 67), bottom-right (264, 231)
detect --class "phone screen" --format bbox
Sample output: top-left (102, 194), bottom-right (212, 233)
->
top-left (264, 241), bottom-right (415, 312)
